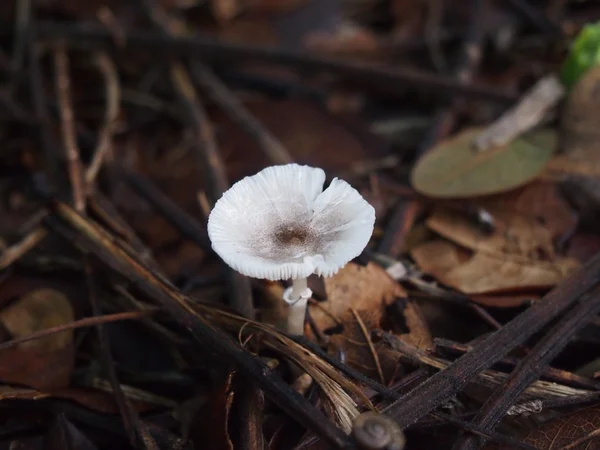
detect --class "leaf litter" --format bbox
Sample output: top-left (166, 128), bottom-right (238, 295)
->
top-left (1, 1), bottom-right (600, 450)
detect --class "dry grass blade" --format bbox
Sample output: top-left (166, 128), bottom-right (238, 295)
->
top-left (195, 305), bottom-right (376, 433)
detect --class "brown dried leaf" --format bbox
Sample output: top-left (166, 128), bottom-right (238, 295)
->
top-left (411, 240), bottom-right (578, 295)
top-left (396, 299), bottom-right (433, 350)
top-left (308, 262), bottom-right (404, 332)
top-left (0, 289), bottom-right (74, 390)
top-left (427, 181), bottom-right (578, 260)
top-left (427, 207), bottom-right (555, 259)
top-left (485, 405), bottom-right (600, 450)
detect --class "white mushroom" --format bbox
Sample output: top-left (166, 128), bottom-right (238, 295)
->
top-left (207, 164), bottom-right (375, 334)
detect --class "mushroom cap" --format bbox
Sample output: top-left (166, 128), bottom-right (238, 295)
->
top-left (207, 164), bottom-right (375, 280)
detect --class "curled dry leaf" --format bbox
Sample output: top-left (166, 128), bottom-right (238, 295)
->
top-left (410, 127), bottom-right (558, 198)
top-left (484, 405), bottom-right (600, 450)
top-left (0, 289), bottom-right (74, 390)
top-left (411, 240), bottom-right (578, 295)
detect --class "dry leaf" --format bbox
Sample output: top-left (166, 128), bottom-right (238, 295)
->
top-left (410, 127), bottom-right (557, 198)
top-left (308, 262), bottom-right (404, 332)
top-left (427, 182), bottom-right (577, 260)
top-left (427, 207), bottom-right (556, 259)
top-left (494, 181), bottom-right (577, 241)
top-left (308, 263), bottom-right (429, 383)
top-left (0, 289), bottom-right (75, 390)
top-left (485, 405), bottom-right (600, 450)
top-left (411, 240), bottom-right (578, 295)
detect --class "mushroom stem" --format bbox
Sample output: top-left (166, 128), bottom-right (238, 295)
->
top-left (291, 277), bottom-right (308, 300)
top-left (283, 277), bottom-right (311, 335)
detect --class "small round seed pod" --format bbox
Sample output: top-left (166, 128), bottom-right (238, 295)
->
top-left (352, 411), bottom-right (406, 450)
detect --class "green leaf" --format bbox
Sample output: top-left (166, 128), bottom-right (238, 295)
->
top-left (561, 22), bottom-right (600, 89)
top-left (410, 128), bottom-right (557, 199)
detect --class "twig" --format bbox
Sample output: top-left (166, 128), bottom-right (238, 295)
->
top-left (351, 308), bottom-right (385, 385)
top-left (382, 250), bottom-right (600, 427)
top-left (88, 193), bottom-right (157, 269)
top-left (84, 262), bottom-right (158, 450)
top-left (33, 21), bottom-right (518, 105)
top-left (430, 412), bottom-right (538, 450)
top-left (141, 0), bottom-right (253, 319)
top-left (433, 338), bottom-right (600, 391)
top-left (53, 41), bottom-right (86, 213)
top-left (0, 226), bottom-right (47, 270)
top-left (473, 74), bottom-right (565, 151)
top-left (377, 199), bottom-right (420, 257)
top-left (123, 171), bottom-right (211, 248)
top-left (189, 61), bottom-right (293, 165)
top-left (86, 51), bottom-right (120, 187)
top-left (453, 284), bottom-right (600, 450)
top-left (47, 201), bottom-right (354, 449)
top-left (236, 381), bottom-right (266, 450)
top-left (290, 335), bottom-right (399, 400)
top-left (168, 63), bottom-right (229, 199)
top-left (0, 310), bottom-right (154, 351)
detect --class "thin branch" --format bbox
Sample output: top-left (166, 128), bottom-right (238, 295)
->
top-left (0, 310), bottom-right (154, 351)
top-left (0, 226), bottom-right (47, 270)
top-left (189, 61), bottom-right (293, 165)
top-left (34, 21), bottom-right (518, 105)
top-left (351, 308), bottom-right (385, 385)
top-left (53, 41), bottom-right (86, 212)
top-left (453, 284), bottom-right (600, 450)
top-left (86, 51), bottom-right (120, 187)
top-left (47, 200), bottom-right (355, 449)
